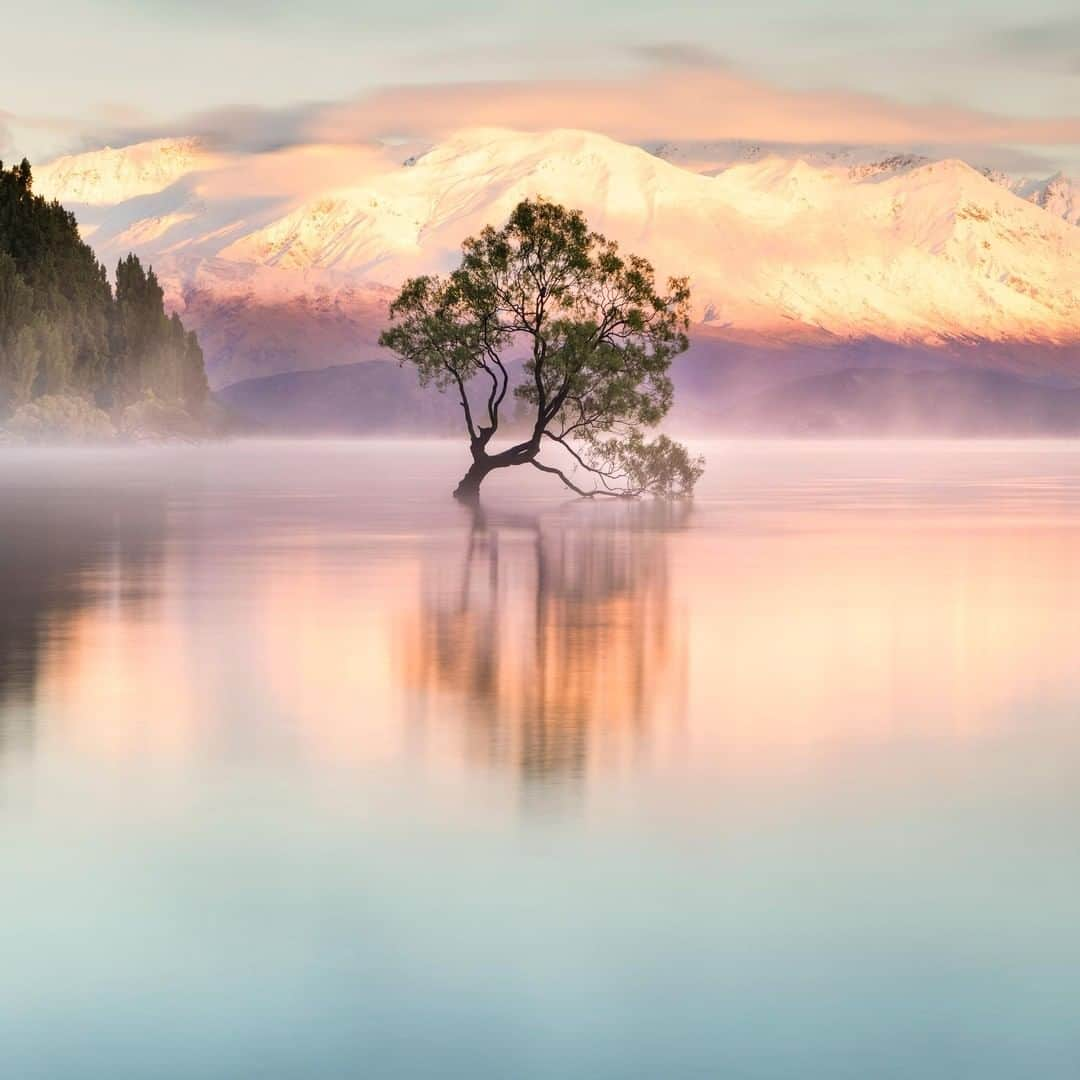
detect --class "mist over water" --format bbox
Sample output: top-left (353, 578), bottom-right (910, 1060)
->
top-left (3, 440), bottom-right (1080, 1078)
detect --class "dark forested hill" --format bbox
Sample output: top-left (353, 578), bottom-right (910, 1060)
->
top-left (0, 158), bottom-right (208, 436)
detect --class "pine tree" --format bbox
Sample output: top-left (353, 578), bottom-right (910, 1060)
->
top-left (181, 324), bottom-right (208, 410)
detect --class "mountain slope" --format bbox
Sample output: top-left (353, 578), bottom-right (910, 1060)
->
top-left (648, 139), bottom-right (932, 181)
top-left (648, 139), bottom-right (1079, 225)
top-left (34, 138), bottom-right (218, 206)
top-left (1015, 174), bottom-right (1080, 227)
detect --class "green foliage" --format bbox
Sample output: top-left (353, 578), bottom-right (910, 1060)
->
top-left (381, 198), bottom-right (703, 499)
top-left (0, 158), bottom-right (208, 420)
top-left (1, 325), bottom-right (40, 409)
top-left (110, 255), bottom-right (207, 408)
top-left (586, 431), bottom-right (705, 498)
top-left (34, 317), bottom-right (74, 395)
top-left (0, 157), bottom-right (110, 396)
top-left (0, 251), bottom-right (34, 333)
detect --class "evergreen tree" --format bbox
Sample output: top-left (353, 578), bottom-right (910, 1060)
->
top-left (34, 317), bottom-right (74, 396)
top-left (0, 251), bottom-right (36, 411)
top-left (0, 251), bottom-right (33, 335)
top-left (176, 315), bottom-right (209, 410)
top-left (1, 325), bottom-right (39, 410)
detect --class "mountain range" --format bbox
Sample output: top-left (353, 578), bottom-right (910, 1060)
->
top-left (32, 128), bottom-right (1080, 433)
top-left (647, 139), bottom-right (1080, 226)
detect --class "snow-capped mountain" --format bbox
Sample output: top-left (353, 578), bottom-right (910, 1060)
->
top-left (1013, 174), bottom-right (1080, 227)
top-left (647, 139), bottom-right (932, 181)
top-left (649, 139), bottom-right (1079, 224)
top-left (32, 128), bottom-right (1080, 388)
top-left (34, 137), bottom-right (218, 207)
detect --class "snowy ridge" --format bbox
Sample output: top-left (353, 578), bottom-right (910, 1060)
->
top-left (650, 139), bottom-right (1078, 222)
top-left (1013, 174), bottom-right (1080, 227)
top-left (648, 139), bottom-right (932, 182)
top-left (33, 138), bottom-right (218, 206)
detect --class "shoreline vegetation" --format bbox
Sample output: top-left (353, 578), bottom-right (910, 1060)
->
top-left (0, 159), bottom-right (215, 444)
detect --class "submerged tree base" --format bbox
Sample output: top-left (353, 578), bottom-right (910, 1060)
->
top-left (451, 432), bottom-right (704, 503)
top-left (453, 461), bottom-right (491, 503)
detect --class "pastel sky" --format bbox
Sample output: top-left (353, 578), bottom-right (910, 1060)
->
top-left (3, 1), bottom-right (1079, 172)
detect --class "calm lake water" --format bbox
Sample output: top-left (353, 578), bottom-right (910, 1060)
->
top-left (2, 440), bottom-right (1080, 1079)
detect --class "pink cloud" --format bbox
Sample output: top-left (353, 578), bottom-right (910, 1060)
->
top-left (59, 59), bottom-right (1080, 167)
top-left (300, 67), bottom-right (1080, 149)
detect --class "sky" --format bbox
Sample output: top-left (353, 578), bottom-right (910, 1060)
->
top-left (3, 1), bottom-right (1079, 173)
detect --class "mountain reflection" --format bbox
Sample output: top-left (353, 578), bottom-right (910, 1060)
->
top-left (0, 488), bottom-right (164, 744)
top-left (402, 503), bottom-right (690, 807)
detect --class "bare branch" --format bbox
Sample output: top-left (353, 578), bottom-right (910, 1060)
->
top-left (529, 459), bottom-right (624, 498)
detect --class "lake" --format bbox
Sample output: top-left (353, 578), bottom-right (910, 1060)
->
top-left (2, 440), bottom-right (1079, 1079)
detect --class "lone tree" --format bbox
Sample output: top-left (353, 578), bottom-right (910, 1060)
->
top-left (379, 199), bottom-right (703, 502)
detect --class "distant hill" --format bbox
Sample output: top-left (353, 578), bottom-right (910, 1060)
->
top-left (719, 368), bottom-right (1080, 436)
top-left (217, 361), bottom-right (464, 435)
top-left (219, 360), bottom-right (1080, 438)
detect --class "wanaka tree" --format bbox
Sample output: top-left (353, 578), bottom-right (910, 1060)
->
top-left (379, 199), bottom-right (703, 501)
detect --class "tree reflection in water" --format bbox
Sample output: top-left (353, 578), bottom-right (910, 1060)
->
top-left (0, 488), bottom-right (164, 753)
top-left (402, 501), bottom-right (691, 810)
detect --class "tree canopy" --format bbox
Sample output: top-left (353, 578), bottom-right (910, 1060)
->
top-left (0, 158), bottom-right (207, 419)
top-left (380, 198), bottom-right (703, 500)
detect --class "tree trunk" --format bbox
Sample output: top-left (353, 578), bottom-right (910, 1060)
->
top-left (453, 457), bottom-right (492, 503)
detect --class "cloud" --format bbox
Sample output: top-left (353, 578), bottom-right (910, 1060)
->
top-left (0, 111), bottom-right (13, 158)
top-left (987, 18), bottom-right (1080, 72)
top-left (4, 104), bottom-right (161, 161)
top-left (990, 18), bottom-right (1080, 54)
top-left (631, 43), bottom-right (730, 70)
top-left (80, 63), bottom-right (1080, 159)
top-left (138, 103), bottom-right (323, 154)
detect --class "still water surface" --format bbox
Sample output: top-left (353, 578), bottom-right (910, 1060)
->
top-left (2, 440), bottom-right (1079, 1078)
